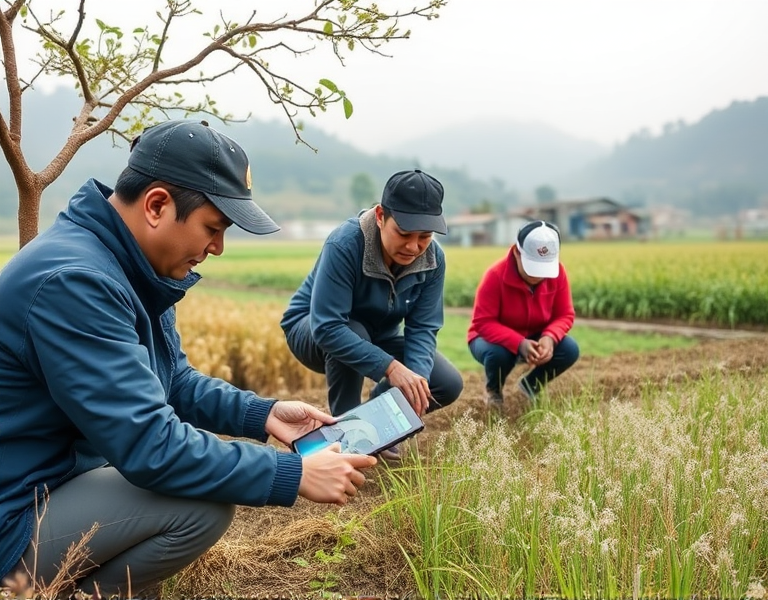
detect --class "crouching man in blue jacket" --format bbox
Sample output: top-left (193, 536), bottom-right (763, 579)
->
top-left (0, 120), bottom-right (376, 595)
top-left (280, 169), bottom-right (464, 460)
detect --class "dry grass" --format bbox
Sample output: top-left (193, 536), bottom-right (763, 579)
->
top-left (167, 498), bottom-right (415, 598)
top-left (3, 492), bottom-right (100, 600)
top-left (176, 295), bottom-right (325, 396)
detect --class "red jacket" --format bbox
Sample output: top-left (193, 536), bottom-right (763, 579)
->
top-left (467, 247), bottom-right (575, 353)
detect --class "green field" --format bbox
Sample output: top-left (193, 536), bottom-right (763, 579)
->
top-left (3, 236), bottom-right (740, 361)
top-left (6, 237), bottom-right (765, 329)
top-left (193, 281), bottom-right (696, 370)
top-left (4, 237), bottom-right (767, 600)
top-left (190, 238), bottom-right (768, 327)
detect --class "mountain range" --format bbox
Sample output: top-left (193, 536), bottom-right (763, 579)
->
top-left (1, 90), bottom-right (766, 233)
top-left (383, 119), bottom-right (607, 191)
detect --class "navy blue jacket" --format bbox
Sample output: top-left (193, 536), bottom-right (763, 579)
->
top-left (0, 180), bottom-right (302, 577)
top-left (281, 209), bottom-right (445, 381)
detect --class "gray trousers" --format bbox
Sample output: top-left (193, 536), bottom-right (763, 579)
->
top-left (285, 316), bottom-right (464, 416)
top-left (13, 466), bottom-right (234, 596)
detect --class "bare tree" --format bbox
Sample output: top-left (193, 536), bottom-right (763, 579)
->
top-left (0, 0), bottom-right (446, 247)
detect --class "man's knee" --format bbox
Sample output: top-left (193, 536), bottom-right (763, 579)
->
top-left (198, 502), bottom-right (236, 547)
top-left (430, 363), bottom-right (464, 410)
top-left (558, 336), bottom-right (580, 367)
top-left (446, 366), bottom-right (465, 401)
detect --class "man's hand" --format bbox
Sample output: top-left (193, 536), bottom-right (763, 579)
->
top-left (533, 335), bottom-right (555, 365)
top-left (518, 339), bottom-right (541, 365)
top-left (265, 401), bottom-right (335, 447)
top-left (384, 360), bottom-right (430, 416)
top-left (299, 443), bottom-right (377, 506)
top-left (520, 336), bottom-right (555, 366)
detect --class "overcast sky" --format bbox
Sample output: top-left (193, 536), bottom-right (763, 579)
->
top-left (13, 0), bottom-right (768, 153)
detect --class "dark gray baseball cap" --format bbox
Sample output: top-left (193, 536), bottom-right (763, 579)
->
top-left (128, 120), bottom-right (279, 235)
top-left (381, 169), bottom-right (447, 234)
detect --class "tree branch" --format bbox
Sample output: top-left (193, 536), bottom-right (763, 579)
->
top-left (0, 0), bottom-right (26, 142)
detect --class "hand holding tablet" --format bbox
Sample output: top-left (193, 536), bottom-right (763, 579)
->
top-left (292, 388), bottom-right (424, 457)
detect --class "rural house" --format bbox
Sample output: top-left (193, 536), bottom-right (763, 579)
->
top-left (443, 213), bottom-right (530, 247)
top-left (737, 207), bottom-right (768, 238)
top-left (444, 197), bottom-right (648, 246)
top-left (521, 197), bottom-right (648, 241)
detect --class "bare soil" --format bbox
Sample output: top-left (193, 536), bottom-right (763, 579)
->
top-left (175, 334), bottom-right (768, 599)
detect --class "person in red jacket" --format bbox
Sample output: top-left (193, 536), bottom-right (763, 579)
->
top-left (467, 220), bottom-right (579, 406)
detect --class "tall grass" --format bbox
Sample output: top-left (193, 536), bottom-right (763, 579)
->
top-left (375, 370), bottom-right (768, 599)
top-left (443, 241), bottom-right (768, 327)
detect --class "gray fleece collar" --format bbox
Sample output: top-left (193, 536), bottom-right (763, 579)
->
top-left (359, 208), bottom-right (437, 281)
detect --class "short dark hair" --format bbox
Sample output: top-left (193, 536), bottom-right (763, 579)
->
top-left (114, 166), bottom-right (210, 222)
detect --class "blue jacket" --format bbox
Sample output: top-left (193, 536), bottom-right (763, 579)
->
top-left (0, 180), bottom-right (302, 577)
top-left (281, 208), bottom-right (445, 382)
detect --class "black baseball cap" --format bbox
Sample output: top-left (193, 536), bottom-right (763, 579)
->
top-left (381, 169), bottom-right (447, 234)
top-left (128, 120), bottom-right (279, 235)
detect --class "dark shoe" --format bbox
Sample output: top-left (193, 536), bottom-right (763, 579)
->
top-left (484, 388), bottom-right (504, 407)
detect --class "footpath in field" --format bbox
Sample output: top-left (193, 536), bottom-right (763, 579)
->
top-left (574, 317), bottom-right (767, 339)
top-left (446, 306), bottom-right (767, 340)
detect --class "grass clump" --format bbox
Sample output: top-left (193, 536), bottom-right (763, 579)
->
top-left (375, 370), bottom-right (768, 599)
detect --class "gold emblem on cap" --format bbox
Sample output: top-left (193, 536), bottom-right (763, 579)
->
top-left (245, 165), bottom-right (252, 191)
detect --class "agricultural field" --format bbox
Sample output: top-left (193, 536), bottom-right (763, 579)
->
top-left (168, 239), bottom-right (768, 599)
top-left (171, 331), bottom-right (768, 600)
top-left (194, 238), bottom-right (768, 327)
top-left (0, 236), bottom-right (15, 266)
top-left (3, 236), bottom-right (768, 599)
top-left (4, 236), bottom-right (765, 328)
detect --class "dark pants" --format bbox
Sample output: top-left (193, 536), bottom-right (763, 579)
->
top-left (12, 467), bottom-right (234, 596)
top-left (285, 315), bottom-right (464, 416)
top-left (469, 334), bottom-right (580, 396)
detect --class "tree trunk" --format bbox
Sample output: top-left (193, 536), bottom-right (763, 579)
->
top-left (17, 179), bottom-right (42, 248)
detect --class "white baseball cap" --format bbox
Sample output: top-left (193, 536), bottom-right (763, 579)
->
top-left (516, 221), bottom-right (560, 278)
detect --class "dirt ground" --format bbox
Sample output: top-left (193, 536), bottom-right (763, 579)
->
top-left (174, 333), bottom-right (768, 599)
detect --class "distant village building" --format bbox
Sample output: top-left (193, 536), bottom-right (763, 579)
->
top-left (443, 213), bottom-right (529, 247)
top-left (647, 205), bottom-right (691, 238)
top-left (737, 207), bottom-right (768, 237)
top-left (523, 197), bottom-right (648, 241)
top-left (444, 197), bottom-right (648, 246)
top-left (274, 220), bottom-right (339, 241)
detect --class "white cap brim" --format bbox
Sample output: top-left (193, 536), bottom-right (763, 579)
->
top-left (520, 250), bottom-right (559, 278)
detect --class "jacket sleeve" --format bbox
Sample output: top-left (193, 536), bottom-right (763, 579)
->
top-left (541, 266), bottom-right (576, 342)
top-left (470, 261), bottom-right (527, 353)
top-left (168, 330), bottom-right (275, 443)
top-left (310, 241), bottom-right (393, 380)
top-left (25, 268), bottom-right (301, 507)
top-left (402, 251), bottom-right (444, 380)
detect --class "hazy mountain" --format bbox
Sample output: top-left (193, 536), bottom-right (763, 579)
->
top-left (3, 91), bottom-right (767, 233)
top-left (383, 119), bottom-right (608, 191)
top-left (0, 88), bottom-right (520, 230)
top-left (559, 97), bottom-right (768, 216)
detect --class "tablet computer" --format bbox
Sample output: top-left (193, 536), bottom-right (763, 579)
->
top-left (291, 387), bottom-right (424, 457)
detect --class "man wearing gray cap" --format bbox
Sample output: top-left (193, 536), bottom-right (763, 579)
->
top-left (281, 169), bottom-right (464, 459)
top-left (0, 120), bottom-right (375, 595)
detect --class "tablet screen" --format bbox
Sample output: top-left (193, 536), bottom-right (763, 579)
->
top-left (293, 390), bottom-right (421, 456)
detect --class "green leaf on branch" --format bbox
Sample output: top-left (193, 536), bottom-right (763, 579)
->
top-left (319, 78), bottom-right (338, 93)
top-left (323, 21), bottom-right (333, 35)
top-left (343, 97), bottom-right (354, 119)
